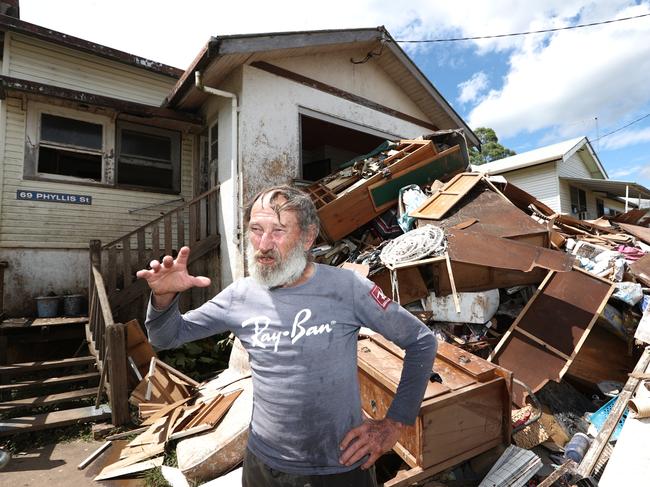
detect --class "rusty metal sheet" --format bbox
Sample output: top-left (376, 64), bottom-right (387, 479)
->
top-left (428, 187), bottom-right (549, 240)
top-left (617, 223), bottom-right (650, 245)
top-left (446, 229), bottom-right (573, 273)
top-left (630, 254), bottom-right (650, 287)
top-left (490, 270), bottom-right (614, 406)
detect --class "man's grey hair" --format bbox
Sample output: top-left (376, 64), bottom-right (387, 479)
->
top-left (244, 185), bottom-right (320, 235)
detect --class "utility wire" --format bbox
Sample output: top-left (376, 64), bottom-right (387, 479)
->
top-left (593, 113), bottom-right (650, 142)
top-left (395, 12), bottom-right (650, 43)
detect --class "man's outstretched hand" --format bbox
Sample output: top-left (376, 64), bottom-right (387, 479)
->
top-left (339, 417), bottom-right (403, 470)
top-left (136, 246), bottom-right (211, 309)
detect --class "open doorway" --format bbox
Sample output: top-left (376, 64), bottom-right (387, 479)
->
top-left (300, 113), bottom-right (392, 182)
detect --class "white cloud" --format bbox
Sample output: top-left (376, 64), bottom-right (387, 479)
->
top-left (457, 72), bottom-right (488, 104)
top-left (600, 126), bottom-right (650, 150)
top-left (467, 2), bottom-right (650, 138)
top-left (610, 165), bottom-right (643, 178)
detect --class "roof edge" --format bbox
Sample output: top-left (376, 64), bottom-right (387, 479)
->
top-left (0, 14), bottom-right (183, 78)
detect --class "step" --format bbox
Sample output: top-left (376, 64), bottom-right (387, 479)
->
top-left (0, 371), bottom-right (99, 392)
top-left (0, 316), bottom-right (89, 329)
top-left (0, 403), bottom-right (111, 437)
top-left (0, 356), bottom-right (96, 376)
top-left (0, 387), bottom-right (99, 414)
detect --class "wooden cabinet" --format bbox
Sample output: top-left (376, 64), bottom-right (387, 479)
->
top-left (357, 336), bottom-right (512, 486)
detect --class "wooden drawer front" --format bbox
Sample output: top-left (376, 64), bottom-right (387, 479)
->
top-left (420, 378), bottom-right (506, 468)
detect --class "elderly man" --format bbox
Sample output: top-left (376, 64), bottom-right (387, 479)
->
top-left (138, 185), bottom-right (436, 487)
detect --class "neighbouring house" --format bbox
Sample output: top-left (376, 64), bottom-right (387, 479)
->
top-left (0, 2), bottom-right (479, 318)
top-left (473, 136), bottom-right (650, 220)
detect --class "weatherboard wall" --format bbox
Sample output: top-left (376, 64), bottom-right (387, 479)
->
top-left (6, 32), bottom-right (176, 105)
top-left (497, 161), bottom-right (561, 213)
top-left (557, 151), bottom-right (602, 217)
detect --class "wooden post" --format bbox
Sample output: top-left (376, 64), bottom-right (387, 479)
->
top-left (106, 322), bottom-right (130, 426)
top-left (89, 240), bottom-right (102, 292)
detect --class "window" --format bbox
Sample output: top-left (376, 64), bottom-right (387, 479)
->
top-left (116, 121), bottom-right (181, 192)
top-left (26, 103), bottom-right (111, 183)
top-left (596, 198), bottom-right (604, 217)
top-left (37, 114), bottom-right (104, 181)
top-left (570, 186), bottom-right (587, 217)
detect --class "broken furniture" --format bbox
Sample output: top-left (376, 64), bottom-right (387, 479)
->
top-left (489, 269), bottom-right (614, 406)
top-left (357, 335), bottom-right (512, 487)
top-left (306, 139), bottom-right (467, 242)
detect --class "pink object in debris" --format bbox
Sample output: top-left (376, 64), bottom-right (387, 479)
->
top-left (616, 245), bottom-right (646, 261)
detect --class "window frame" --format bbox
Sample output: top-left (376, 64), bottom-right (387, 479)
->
top-left (25, 102), bottom-right (114, 184)
top-left (115, 120), bottom-right (181, 193)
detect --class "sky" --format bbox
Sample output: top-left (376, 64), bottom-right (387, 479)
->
top-left (18, 0), bottom-right (650, 190)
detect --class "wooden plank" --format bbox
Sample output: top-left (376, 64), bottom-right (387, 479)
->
top-left (107, 246), bottom-right (117, 295)
top-left (121, 237), bottom-right (132, 289)
top-left (137, 229), bottom-right (146, 269)
top-left (151, 223), bottom-right (160, 259)
top-left (153, 358), bottom-right (200, 387)
top-left (0, 356), bottom-right (96, 374)
top-left (410, 173), bottom-right (483, 220)
top-left (0, 371), bottom-right (99, 392)
top-left (142, 396), bottom-right (192, 426)
top-left (164, 214), bottom-right (172, 254)
top-left (0, 403), bottom-right (111, 437)
top-left (0, 387), bottom-right (99, 414)
top-left (0, 316), bottom-right (88, 328)
top-left (176, 209), bottom-right (185, 247)
top-left (201, 389), bottom-right (243, 426)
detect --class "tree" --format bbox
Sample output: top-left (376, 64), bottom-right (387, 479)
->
top-left (469, 127), bottom-right (516, 165)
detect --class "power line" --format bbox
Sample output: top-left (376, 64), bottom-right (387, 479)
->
top-left (593, 113), bottom-right (650, 142)
top-left (395, 12), bottom-right (650, 43)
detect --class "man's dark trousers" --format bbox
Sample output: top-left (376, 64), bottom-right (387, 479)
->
top-left (242, 449), bottom-right (378, 487)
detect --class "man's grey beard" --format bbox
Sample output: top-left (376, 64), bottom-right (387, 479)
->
top-left (246, 238), bottom-right (309, 288)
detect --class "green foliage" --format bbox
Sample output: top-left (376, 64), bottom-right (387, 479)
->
top-left (158, 334), bottom-right (233, 381)
top-left (469, 127), bottom-right (516, 165)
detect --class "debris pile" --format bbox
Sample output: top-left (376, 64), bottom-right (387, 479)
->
top-left (300, 131), bottom-right (650, 485)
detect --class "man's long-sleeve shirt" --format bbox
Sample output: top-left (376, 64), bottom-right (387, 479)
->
top-left (145, 263), bottom-right (437, 475)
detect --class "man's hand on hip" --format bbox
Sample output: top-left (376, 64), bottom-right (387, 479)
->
top-left (339, 417), bottom-right (403, 470)
top-left (136, 246), bottom-right (211, 309)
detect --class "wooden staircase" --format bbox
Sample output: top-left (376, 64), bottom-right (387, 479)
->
top-left (0, 316), bottom-right (111, 437)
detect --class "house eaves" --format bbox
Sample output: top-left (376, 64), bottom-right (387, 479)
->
top-left (163, 26), bottom-right (479, 147)
top-left (0, 14), bottom-right (183, 79)
top-left (0, 75), bottom-right (203, 130)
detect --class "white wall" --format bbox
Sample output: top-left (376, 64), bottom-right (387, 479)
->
top-left (500, 162), bottom-right (561, 212)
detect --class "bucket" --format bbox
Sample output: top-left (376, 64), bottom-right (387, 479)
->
top-left (564, 432), bottom-right (591, 463)
top-left (63, 294), bottom-right (86, 316)
top-left (35, 296), bottom-right (61, 318)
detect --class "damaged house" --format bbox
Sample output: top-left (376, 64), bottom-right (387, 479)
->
top-left (0, 8), bottom-right (479, 319)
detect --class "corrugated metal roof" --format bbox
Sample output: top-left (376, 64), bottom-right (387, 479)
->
top-left (472, 137), bottom-right (585, 175)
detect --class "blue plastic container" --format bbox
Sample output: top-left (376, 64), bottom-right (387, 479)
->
top-left (588, 396), bottom-right (629, 441)
top-left (564, 432), bottom-right (591, 462)
top-left (35, 296), bottom-right (60, 318)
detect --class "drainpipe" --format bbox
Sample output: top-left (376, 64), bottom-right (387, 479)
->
top-left (195, 71), bottom-right (241, 247)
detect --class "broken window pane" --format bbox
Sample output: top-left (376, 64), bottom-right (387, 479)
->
top-left (38, 146), bottom-right (102, 180)
top-left (41, 114), bottom-right (102, 150)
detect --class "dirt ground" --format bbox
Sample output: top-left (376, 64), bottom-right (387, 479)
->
top-left (0, 438), bottom-right (145, 487)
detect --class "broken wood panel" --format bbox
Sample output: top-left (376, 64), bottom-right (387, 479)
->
top-left (409, 172), bottom-right (483, 220)
top-left (201, 389), bottom-right (243, 426)
top-left (446, 229), bottom-right (573, 273)
top-left (617, 222), bottom-right (650, 245)
top-left (421, 188), bottom-right (549, 240)
top-left (516, 269), bottom-right (613, 357)
top-left (433, 260), bottom-right (548, 296)
top-left (490, 270), bottom-right (614, 405)
top-left (611, 208), bottom-right (649, 225)
top-left (370, 267), bottom-right (428, 305)
top-left (630, 254), bottom-right (650, 287)
top-left (125, 319), bottom-right (156, 377)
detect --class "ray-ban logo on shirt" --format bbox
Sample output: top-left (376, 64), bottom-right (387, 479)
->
top-left (370, 285), bottom-right (391, 310)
